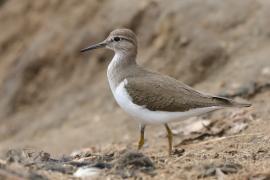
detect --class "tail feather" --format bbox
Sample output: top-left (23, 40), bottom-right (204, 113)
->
top-left (212, 96), bottom-right (251, 108)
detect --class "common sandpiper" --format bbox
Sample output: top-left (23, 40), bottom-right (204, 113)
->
top-left (81, 28), bottom-right (251, 155)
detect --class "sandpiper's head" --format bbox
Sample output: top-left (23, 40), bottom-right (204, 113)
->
top-left (81, 28), bottom-right (137, 54)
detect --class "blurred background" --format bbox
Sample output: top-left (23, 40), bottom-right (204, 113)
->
top-left (0, 0), bottom-right (269, 157)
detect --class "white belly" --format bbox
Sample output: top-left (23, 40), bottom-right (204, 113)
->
top-left (111, 79), bottom-right (222, 125)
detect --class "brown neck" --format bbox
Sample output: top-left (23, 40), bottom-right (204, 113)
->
top-left (107, 50), bottom-right (138, 90)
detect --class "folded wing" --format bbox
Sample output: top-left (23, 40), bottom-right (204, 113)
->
top-left (125, 73), bottom-right (250, 112)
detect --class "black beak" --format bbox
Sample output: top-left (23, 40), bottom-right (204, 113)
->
top-left (80, 41), bottom-right (107, 53)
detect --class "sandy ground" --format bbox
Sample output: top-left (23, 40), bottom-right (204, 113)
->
top-left (0, 0), bottom-right (270, 179)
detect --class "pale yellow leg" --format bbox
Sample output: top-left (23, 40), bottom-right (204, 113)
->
top-left (165, 123), bottom-right (173, 155)
top-left (138, 124), bottom-right (146, 150)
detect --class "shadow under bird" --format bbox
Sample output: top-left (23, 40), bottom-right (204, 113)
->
top-left (81, 28), bottom-right (251, 155)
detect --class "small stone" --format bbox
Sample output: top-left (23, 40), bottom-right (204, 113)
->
top-left (73, 167), bottom-right (100, 178)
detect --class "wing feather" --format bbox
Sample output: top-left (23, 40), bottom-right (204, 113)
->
top-left (125, 74), bottom-right (236, 112)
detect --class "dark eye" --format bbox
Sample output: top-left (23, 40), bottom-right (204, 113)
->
top-left (113, 37), bottom-right (121, 42)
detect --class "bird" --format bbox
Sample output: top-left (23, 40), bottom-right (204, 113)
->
top-left (81, 28), bottom-right (251, 155)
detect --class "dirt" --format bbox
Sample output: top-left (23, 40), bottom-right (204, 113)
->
top-left (0, 0), bottom-right (270, 179)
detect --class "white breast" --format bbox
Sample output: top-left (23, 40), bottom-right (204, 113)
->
top-left (111, 79), bottom-right (222, 125)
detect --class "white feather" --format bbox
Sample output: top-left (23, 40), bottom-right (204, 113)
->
top-left (111, 79), bottom-right (222, 124)
top-left (107, 53), bottom-right (122, 90)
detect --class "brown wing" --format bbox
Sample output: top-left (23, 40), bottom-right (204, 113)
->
top-left (125, 74), bottom-right (236, 112)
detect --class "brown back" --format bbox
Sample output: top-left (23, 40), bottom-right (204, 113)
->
top-left (124, 68), bottom-right (245, 112)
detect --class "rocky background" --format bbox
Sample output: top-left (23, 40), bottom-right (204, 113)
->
top-left (0, 0), bottom-right (270, 179)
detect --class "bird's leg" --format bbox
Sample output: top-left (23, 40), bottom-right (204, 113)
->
top-left (164, 123), bottom-right (173, 155)
top-left (138, 124), bottom-right (146, 150)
